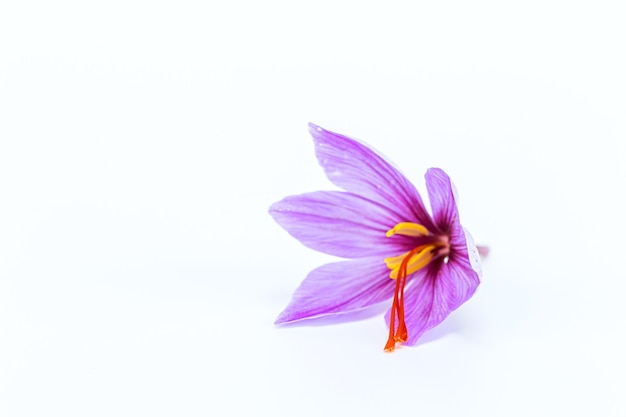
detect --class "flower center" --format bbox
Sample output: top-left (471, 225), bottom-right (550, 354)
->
top-left (383, 222), bottom-right (450, 352)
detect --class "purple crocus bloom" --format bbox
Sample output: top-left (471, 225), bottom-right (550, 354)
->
top-left (270, 124), bottom-right (483, 351)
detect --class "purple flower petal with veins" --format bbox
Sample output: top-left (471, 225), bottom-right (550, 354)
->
top-left (269, 124), bottom-right (483, 351)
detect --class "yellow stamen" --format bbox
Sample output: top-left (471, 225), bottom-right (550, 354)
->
top-left (384, 245), bottom-right (436, 279)
top-left (385, 222), bottom-right (429, 238)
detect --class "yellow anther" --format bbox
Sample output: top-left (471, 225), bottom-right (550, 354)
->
top-left (384, 244), bottom-right (436, 279)
top-left (385, 222), bottom-right (429, 238)
top-left (384, 251), bottom-right (414, 270)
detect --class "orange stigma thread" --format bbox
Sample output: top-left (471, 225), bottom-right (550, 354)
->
top-left (383, 222), bottom-right (450, 352)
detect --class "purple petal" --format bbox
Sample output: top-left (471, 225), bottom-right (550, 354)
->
top-left (275, 257), bottom-right (396, 324)
top-left (309, 123), bottom-right (434, 229)
top-left (424, 168), bottom-right (480, 270)
top-left (424, 168), bottom-right (460, 231)
top-left (385, 257), bottom-right (480, 345)
top-left (269, 191), bottom-right (416, 258)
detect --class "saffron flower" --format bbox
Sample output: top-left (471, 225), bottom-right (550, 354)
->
top-left (270, 124), bottom-right (483, 351)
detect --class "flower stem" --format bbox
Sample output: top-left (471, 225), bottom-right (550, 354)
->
top-left (477, 245), bottom-right (489, 257)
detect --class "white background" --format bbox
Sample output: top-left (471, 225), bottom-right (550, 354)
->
top-left (1, 1), bottom-right (625, 416)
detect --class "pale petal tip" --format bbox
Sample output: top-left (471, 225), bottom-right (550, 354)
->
top-left (308, 123), bottom-right (329, 144)
top-left (425, 167), bottom-right (450, 181)
top-left (274, 312), bottom-right (290, 326)
top-left (274, 308), bottom-right (301, 326)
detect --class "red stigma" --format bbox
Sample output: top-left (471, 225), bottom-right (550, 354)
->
top-left (384, 246), bottom-right (424, 352)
